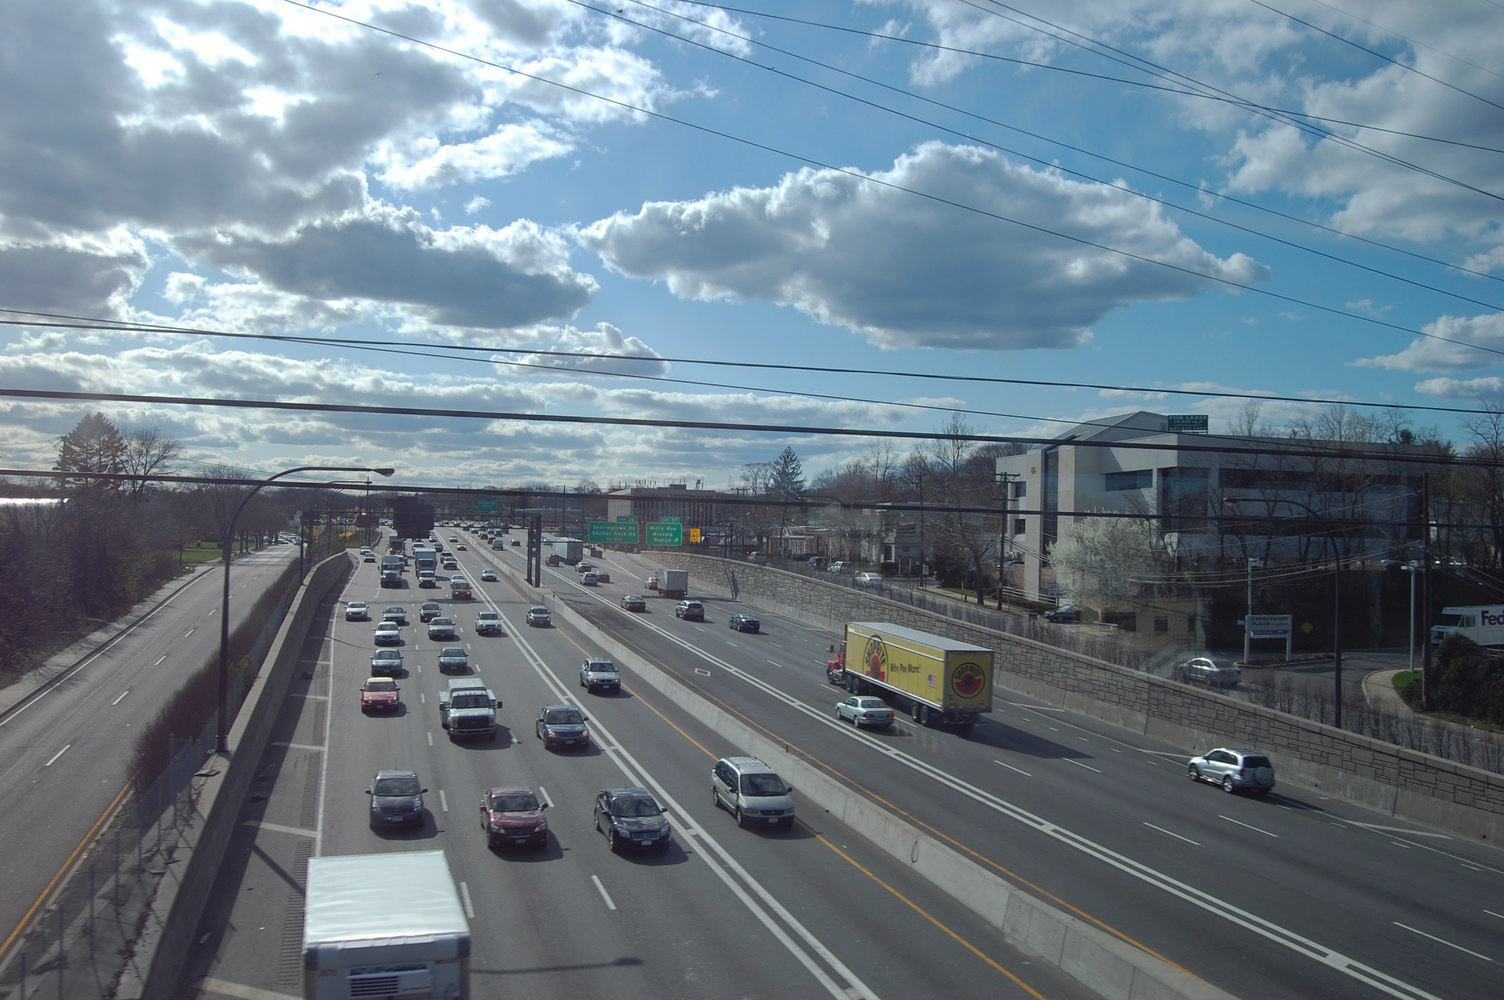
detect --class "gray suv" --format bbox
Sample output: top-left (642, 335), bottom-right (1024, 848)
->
top-left (711, 756), bottom-right (796, 828)
top-left (1188, 748), bottom-right (1275, 794)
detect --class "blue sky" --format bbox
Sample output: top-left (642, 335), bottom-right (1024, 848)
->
top-left (3, 0), bottom-right (1503, 491)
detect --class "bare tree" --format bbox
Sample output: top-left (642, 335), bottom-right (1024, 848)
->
top-left (122, 426), bottom-right (183, 499)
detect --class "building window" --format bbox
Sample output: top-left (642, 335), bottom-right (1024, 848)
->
top-left (1105, 470), bottom-right (1152, 492)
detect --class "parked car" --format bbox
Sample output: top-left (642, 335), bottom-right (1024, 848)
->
top-left (728, 613), bottom-right (760, 633)
top-left (480, 786), bottom-right (549, 849)
top-left (854, 572), bottom-right (884, 586)
top-left (1188, 748), bottom-right (1275, 794)
top-left (526, 606), bottom-right (551, 627)
top-left (1179, 657), bottom-right (1242, 688)
top-left (580, 658), bottom-right (621, 694)
top-left (344, 601), bottom-right (370, 622)
top-left (474, 610), bottom-right (504, 635)
top-left (366, 769), bottom-right (426, 829)
top-left (1043, 604), bottom-right (1080, 623)
top-left (480, 568), bottom-right (497, 581)
top-left (836, 695), bottom-right (896, 729)
top-left (828, 561), bottom-right (849, 574)
top-left (370, 649), bottom-right (404, 676)
top-left (711, 756), bottom-right (795, 828)
top-left (427, 617), bottom-right (458, 641)
top-left (535, 704), bottom-right (590, 749)
top-left (372, 622), bottom-right (403, 646)
top-left (359, 677), bottom-right (400, 713)
top-left (418, 601), bottom-right (443, 623)
top-left (620, 594), bottom-right (647, 612)
top-left (436, 646), bottom-right (469, 673)
top-left (593, 787), bottom-right (671, 852)
top-left (675, 600), bottom-right (705, 621)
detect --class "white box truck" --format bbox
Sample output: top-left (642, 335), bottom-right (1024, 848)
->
top-left (303, 850), bottom-right (470, 999)
top-left (657, 568), bottom-right (689, 599)
top-left (1430, 606), bottom-right (1504, 646)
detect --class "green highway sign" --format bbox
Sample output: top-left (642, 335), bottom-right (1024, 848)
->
top-left (588, 521), bottom-right (640, 544)
top-left (645, 522), bottom-right (683, 546)
top-left (476, 500), bottom-right (499, 511)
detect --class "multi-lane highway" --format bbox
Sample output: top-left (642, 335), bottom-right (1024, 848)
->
top-left (0, 544), bottom-right (301, 975)
top-left (174, 538), bottom-right (1098, 1000)
top-left (70, 529), bottom-right (1504, 1000)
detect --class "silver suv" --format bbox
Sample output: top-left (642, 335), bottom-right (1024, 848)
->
top-left (711, 756), bottom-right (796, 828)
top-left (1188, 748), bottom-right (1275, 794)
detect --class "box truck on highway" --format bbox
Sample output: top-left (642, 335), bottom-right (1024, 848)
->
top-left (657, 568), bottom-right (689, 599)
top-left (549, 537), bottom-right (584, 565)
top-left (303, 850), bottom-right (470, 999)
top-left (826, 622), bottom-right (993, 727)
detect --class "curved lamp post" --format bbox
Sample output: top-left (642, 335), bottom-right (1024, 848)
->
top-left (217, 465), bottom-right (394, 753)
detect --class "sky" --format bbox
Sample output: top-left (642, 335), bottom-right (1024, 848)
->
top-left (4, 0), bottom-right (1504, 494)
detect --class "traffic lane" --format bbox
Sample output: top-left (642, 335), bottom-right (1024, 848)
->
top-left (563, 602), bottom-right (1497, 1000)
top-left (0, 550), bottom-right (297, 971)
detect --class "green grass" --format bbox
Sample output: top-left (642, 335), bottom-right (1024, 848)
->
top-left (180, 542), bottom-right (223, 565)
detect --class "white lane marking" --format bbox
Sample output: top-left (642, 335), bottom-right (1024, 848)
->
top-left (1220, 815), bottom-right (1280, 838)
top-left (439, 789), bottom-right (448, 813)
top-left (1063, 759), bottom-right (1102, 774)
top-left (45, 745), bottom-right (71, 767)
top-left (459, 880), bottom-right (476, 920)
top-left (591, 875), bottom-right (617, 911)
top-left (1393, 922), bottom-right (1493, 962)
top-left (993, 758), bottom-right (1031, 777)
top-left (153, 655), bottom-right (167, 666)
top-left (1145, 823), bottom-right (1200, 846)
top-left (111, 690), bottom-right (130, 706)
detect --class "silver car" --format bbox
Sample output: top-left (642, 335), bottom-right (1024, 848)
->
top-left (1188, 748), bottom-right (1275, 794)
top-left (1179, 657), bottom-right (1241, 688)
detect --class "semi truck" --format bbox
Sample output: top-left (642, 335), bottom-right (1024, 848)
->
top-left (303, 850), bottom-right (470, 1000)
top-left (826, 622), bottom-right (993, 727)
top-left (550, 537), bottom-right (584, 565)
top-left (657, 568), bottom-right (689, 600)
top-left (1430, 606), bottom-right (1504, 647)
top-left (379, 554), bottom-right (404, 587)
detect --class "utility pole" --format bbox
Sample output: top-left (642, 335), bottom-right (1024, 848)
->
top-left (996, 472), bottom-right (1020, 609)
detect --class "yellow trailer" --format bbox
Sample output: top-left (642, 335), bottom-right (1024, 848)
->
top-left (828, 622), bottom-right (993, 727)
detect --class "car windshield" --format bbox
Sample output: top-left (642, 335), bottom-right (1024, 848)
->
top-left (858, 698), bottom-right (883, 709)
top-left (589, 663), bottom-right (617, 674)
top-left (441, 647), bottom-right (464, 657)
top-left (545, 708), bottom-right (583, 725)
top-left (1242, 755), bottom-right (1272, 769)
top-left (365, 680), bottom-right (396, 692)
top-left (612, 796), bottom-right (660, 818)
top-left (741, 773), bottom-right (787, 796)
top-left (373, 776), bottom-right (420, 796)
top-left (490, 793), bottom-right (540, 812)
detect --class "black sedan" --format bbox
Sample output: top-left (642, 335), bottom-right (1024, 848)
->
top-left (728, 613), bottom-right (760, 633)
top-left (593, 787), bottom-right (671, 852)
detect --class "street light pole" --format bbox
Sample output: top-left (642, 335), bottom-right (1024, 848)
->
top-left (217, 465), bottom-right (393, 754)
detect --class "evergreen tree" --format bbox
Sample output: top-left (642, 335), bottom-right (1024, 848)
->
top-left (769, 446), bottom-right (806, 498)
top-left (55, 412), bottom-right (127, 493)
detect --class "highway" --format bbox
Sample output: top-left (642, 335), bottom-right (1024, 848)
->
top-left (0, 545), bottom-right (301, 973)
top-left (176, 538), bottom-right (1097, 1000)
top-left (23, 528), bottom-right (1497, 1000)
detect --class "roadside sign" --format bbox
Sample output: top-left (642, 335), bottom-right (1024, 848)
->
top-left (645, 522), bottom-right (683, 546)
top-left (1247, 614), bottom-right (1292, 639)
top-left (588, 521), bottom-right (640, 544)
top-left (476, 500), bottom-right (499, 511)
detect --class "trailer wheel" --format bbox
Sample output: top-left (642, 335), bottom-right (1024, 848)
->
top-left (912, 703), bottom-right (928, 725)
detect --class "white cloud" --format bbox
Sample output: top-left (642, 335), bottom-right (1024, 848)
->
top-left (1355, 311), bottom-right (1504, 372)
top-left (579, 142), bottom-right (1267, 350)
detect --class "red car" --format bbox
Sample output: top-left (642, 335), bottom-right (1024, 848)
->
top-left (480, 786), bottom-right (549, 849)
top-left (359, 677), bottom-right (401, 713)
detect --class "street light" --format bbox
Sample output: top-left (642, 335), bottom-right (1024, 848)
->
top-left (217, 465), bottom-right (394, 753)
top-left (1397, 562), bottom-right (1420, 675)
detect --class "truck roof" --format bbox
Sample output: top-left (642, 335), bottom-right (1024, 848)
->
top-left (848, 622), bottom-right (992, 655)
top-left (304, 851), bottom-right (468, 948)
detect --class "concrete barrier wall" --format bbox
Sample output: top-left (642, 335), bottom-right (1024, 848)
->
top-left (129, 553), bottom-right (353, 1000)
top-left (649, 552), bottom-right (1504, 842)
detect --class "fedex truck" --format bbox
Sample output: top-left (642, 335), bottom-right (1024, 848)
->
top-left (1430, 606), bottom-right (1504, 647)
top-left (826, 622), bottom-right (993, 727)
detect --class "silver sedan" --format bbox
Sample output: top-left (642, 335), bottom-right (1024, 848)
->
top-left (835, 695), bottom-right (895, 729)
